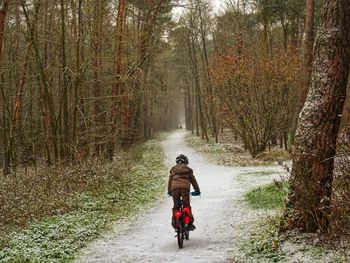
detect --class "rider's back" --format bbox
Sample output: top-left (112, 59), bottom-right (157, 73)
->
top-left (168, 163), bottom-right (199, 192)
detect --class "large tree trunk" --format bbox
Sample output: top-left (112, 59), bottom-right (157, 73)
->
top-left (283, 0), bottom-right (350, 233)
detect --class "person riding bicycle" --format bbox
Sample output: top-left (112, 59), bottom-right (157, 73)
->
top-left (168, 154), bottom-right (201, 231)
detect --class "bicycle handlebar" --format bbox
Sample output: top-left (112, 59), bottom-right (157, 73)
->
top-left (167, 191), bottom-right (201, 197)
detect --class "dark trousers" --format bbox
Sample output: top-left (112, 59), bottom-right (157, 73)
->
top-left (172, 188), bottom-right (194, 222)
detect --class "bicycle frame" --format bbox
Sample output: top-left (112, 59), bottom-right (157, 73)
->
top-left (174, 200), bottom-right (191, 248)
top-left (174, 206), bottom-right (191, 228)
top-left (169, 191), bottom-right (200, 249)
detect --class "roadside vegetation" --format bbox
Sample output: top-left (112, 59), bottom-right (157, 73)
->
top-left (239, 216), bottom-right (286, 263)
top-left (0, 138), bottom-right (167, 263)
top-left (241, 179), bottom-right (349, 262)
top-left (245, 181), bottom-right (288, 210)
top-left (240, 180), bottom-right (288, 262)
top-left (240, 215), bottom-right (349, 263)
top-left (185, 130), bottom-right (292, 167)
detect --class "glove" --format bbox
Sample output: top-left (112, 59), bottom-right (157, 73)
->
top-left (167, 192), bottom-right (172, 197)
top-left (192, 191), bottom-right (201, 196)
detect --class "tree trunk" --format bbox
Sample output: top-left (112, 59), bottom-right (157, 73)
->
top-left (0, 0), bottom-right (9, 62)
top-left (72, 0), bottom-right (82, 153)
top-left (198, 1), bottom-right (218, 143)
top-left (7, 1), bottom-right (39, 172)
top-left (92, 1), bottom-right (103, 155)
top-left (289, 0), bottom-right (316, 145)
top-left (60, 0), bottom-right (70, 159)
top-left (262, 16), bottom-right (268, 51)
top-left (283, 0), bottom-right (350, 233)
top-left (22, 2), bottom-right (59, 162)
top-left (110, 0), bottom-right (128, 157)
top-left (304, 0), bottom-right (314, 87)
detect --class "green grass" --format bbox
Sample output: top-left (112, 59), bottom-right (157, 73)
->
top-left (245, 181), bottom-right (288, 210)
top-left (0, 140), bottom-right (167, 263)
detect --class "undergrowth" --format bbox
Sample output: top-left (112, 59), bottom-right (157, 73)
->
top-left (239, 216), bottom-right (286, 263)
top-left (0, 139), bottom-right (166, 263)
top-left (256, 151), bottom-right (292, 162)
top-left (241, 181), bottom-right (348, 262)
top-left (185, 131), bottom-right (291, 166)
top-left (238, 182), bottom-right (288, 262)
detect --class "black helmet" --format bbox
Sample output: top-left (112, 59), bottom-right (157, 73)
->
top-left (176, 154), bottom-right (189, 164)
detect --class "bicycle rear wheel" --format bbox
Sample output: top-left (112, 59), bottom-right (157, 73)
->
top-left (177, 226), bottom-right (184, 248)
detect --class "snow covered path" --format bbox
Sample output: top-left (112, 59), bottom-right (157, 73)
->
top-left (76, 131), bottom-right (284, 263)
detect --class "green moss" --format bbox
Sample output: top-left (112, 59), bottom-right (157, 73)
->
top-left (245, 181), bottom-right (288, 210)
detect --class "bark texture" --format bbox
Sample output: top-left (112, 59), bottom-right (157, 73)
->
top-left (284, 0), bottom-right (350, 232)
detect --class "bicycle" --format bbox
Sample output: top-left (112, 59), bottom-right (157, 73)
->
top-left (171, 191), bottom-right (200, 249)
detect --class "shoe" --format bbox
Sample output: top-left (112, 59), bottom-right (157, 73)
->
top-left (188, 223), bottom-right (196, 231)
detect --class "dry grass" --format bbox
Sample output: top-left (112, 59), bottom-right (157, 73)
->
top-left (185, 130), bottom-right (291, 166)
top-left (256, 150), bottom-right (292, 162)
top-left (0, 141), bottom-right (167, 262)
top-left (0, 151), bottom-right (134, 235)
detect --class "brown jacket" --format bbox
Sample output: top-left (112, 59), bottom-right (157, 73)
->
top-left (167, 163), bottom-right (200, 192)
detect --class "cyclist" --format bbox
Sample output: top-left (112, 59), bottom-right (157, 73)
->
top-left (167, 154), bottom-right (201, 231)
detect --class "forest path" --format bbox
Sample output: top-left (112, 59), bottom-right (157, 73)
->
top-left (76, 131), bottom-right (284, 263)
